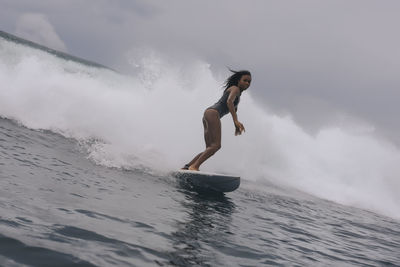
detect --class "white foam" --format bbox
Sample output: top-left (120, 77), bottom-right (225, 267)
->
top-left (1, 38), bottom-right (399, 219)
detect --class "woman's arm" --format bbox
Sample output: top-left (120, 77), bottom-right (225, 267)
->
top-left (226, 86), bottom-right (245, 135)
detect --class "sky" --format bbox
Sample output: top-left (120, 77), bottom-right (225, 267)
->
top-left (1, 0), bottom-right (400, 145)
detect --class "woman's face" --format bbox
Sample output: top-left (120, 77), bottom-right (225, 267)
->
top-left (238, 75), bottom-right (252, 91)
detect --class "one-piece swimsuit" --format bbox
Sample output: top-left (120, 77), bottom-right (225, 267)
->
top-left (208, 89), bottom-right (241, 118)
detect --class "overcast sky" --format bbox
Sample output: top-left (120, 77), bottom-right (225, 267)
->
top-left (1, 0), bottom-right (400, 145)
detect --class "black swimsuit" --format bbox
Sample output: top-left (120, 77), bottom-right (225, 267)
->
top-left (208, 89), bottom-right (241, 118)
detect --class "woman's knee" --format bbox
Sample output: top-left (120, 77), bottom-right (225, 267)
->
top-left (210, 143), bottom-right (221, 152)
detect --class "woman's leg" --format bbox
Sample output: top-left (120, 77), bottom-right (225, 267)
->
top-left (189, 109), bottom-right (221, 171)
top-left (182, 152), bottom-right (202, 169)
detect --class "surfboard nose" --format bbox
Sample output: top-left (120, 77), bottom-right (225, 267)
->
top-left (208, 176), bottom-right (240, 192)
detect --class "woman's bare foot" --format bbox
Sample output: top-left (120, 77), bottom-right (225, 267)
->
top-left (188, 165), bottom-right (199, 171)
top-left (181, 164), bottom-right (190, 170)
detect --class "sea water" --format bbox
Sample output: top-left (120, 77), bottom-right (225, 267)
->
top-left (1, 31), bottom-right (399, 266)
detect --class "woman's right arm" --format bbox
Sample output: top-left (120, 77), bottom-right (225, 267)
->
top-left (226, 86), bottom-right (245, 135)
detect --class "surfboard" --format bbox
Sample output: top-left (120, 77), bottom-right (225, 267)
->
top-left (172, 170), bottom-right (240, 193)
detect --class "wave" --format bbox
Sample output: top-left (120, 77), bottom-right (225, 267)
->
top-left (1, 32), bottom-right (399, 219)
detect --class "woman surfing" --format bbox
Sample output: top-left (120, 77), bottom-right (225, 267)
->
top-left (183, 69), bottom-right (252, 171)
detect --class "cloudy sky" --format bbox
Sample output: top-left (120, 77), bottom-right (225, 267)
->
top-left (1, 0), bottom-right (400, 145)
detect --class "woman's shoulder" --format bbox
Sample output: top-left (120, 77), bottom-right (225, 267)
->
top-left (225, 85), bottom-right (240, 94)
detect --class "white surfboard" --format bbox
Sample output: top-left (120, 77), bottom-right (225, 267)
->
top-left (172, 170), bottom-right (240, 193)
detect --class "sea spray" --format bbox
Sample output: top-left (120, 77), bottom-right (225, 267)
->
top-left (1, 35), bottom-right (399, 219)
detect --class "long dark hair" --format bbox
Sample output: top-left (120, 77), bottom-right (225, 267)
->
top-left (223, 69), bottom-right (251, 91)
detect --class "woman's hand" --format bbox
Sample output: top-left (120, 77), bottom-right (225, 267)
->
top-left (234, 120), bottom-right (245, 136)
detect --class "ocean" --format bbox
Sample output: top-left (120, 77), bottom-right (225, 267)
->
top-left (1, 31), bottom-right (399, 266)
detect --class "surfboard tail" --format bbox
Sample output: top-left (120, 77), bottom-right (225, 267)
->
top-left (173, 170), bottom-right (240, 193)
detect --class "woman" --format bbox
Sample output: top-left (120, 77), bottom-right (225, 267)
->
top-left (183, 69), bottom-right (252, 171)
